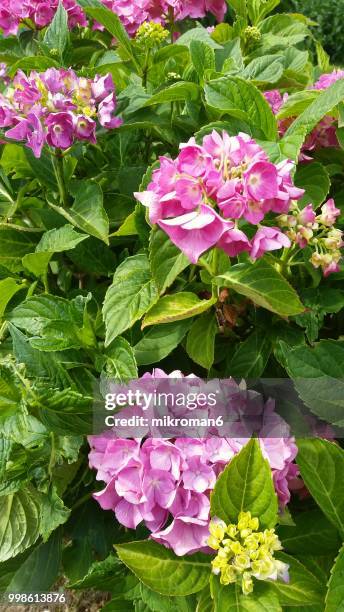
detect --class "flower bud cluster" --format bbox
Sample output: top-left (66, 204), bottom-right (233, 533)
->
top-left (208, 512), bottom-right (289, 595)
top-left (135, 21), bottom-right (169, 47)
top-left (277, 198), bottom-right (343, 276)
top-left (0, 69), bottom-right (122, 158)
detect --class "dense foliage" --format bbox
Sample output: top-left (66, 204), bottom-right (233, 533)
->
top-left (0, 0), bottom-right (344, 609)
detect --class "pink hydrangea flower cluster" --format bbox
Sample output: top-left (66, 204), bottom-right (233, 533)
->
top-left (265, 70), bottom-right (344, 159)
top-left (135, 131), bottom-right (304, 263)
top-left (88, 370), bottom-right (299, 557)
top-left (0, 0), bottom-right (226, 37)
top-left (278, 198), bottom-right (343, 276)
top-left (92, 0), bottom-right (226, 36)
top-left (0, 0), bottom-right (86, 36)
top-left (0, 69), bottom-right (122, 158)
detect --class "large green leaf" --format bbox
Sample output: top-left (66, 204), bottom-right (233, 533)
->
top-left (270, 552), bottom-right (326, 606)
top-left (6, 529), bottom-right (62, 592)
top-left (102, 337), bottom-right (138, 381)
top-left (226, 330), bottom-right (271, 378)
top-left (149, 229), bottom-right (189, 295)
top-left (134, 320), bottom-right (192, 366)
top-left (0, 228), bottom-right (38, 273)
top-left (204, 76), bottom-right (277, 140)
top-left (296, 439), bottom-right (344, 536)
top-left (76, 0), bottom-right (134, 61)
top-left (36, 224), bottom-right (88, 253)
top-left (9, 294), bottom-right (96, 351)
top-left (103, 254), bottom-right (158, 346)
top-left (278, 509), bottom-right (341, 555)
top-left (210, 439), bottom-right (278, 528)
top-left (186, 312), bottom-right (217, 370)
top-left (43, 1), bottom-right (69, 60)
top-left (51, 181), bottom-right (109, 244)
top-left (216, 260), bottom-right (304, 317)
top-left (242, 55), bottom-right (284, 84)
top-left (325, 545), bottom-right (344, 612)
top-left (115, 541), bottom-right (210, 596)
top-left (284, 340), bottom-right (344, 426)
top-left (143, 292), bottom-right (216, 327)
top-left (0, 488), bottom-right (41, 562)
top-left (294, 162), bottom-right (330, 207)
top-left (190, 40), bottom-right (215, 79)
top-left (0, 364), bottom-right (22, 420)
top-left (143, 82), bottom-right (200, 107)
top-left (211, 578), bottom-right (281, 611)
top-left (0, 278), bottom-right (22, 319)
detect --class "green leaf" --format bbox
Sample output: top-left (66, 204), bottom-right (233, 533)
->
top-left (143, 293), bottom-right (216, 328)
top-left (51, 181), bottom-right (109, 244)
top-left (296, 439), bottom-right (344, 536)
top-left (0, 227), bottom-right (38, 273)
top-left (186, 312), bottom-right (217, 370)
top-left (0, 364), bottom-right (22, 420)
top-left (43, 1), bottom-right (69, 60)
top-left (149, 229), bottom-right (189, 295)
top-left (76, 0), bottom-right (134, 61)
top-left (216, 260), bottom-right (304, 317)
top-left (204, 76), bottom-right (277, 140)
top-left (68, 554), bottom-right (121, 592)
top-left (210, 438), bottom-right (278, 528)
top-left (22, 225), bottom-right (88, 278)
top-left (294, 162), bottom-right (330, 207)
top-left (143, 82), bottom-right (200, 107)
top-left (9, 294), bottom-right (96, 351)
top-left (115, 540), bottom-right (210, 596)
top-left (36, 224), bottom-right (88, 253)
top-left (211, 578), bottom-right (281, 611)
top-left (325, 544), bottom-right (344, 612)
top-left (40, 487), bottom-right (70, 542)
top-left (33, 387), bottom-right (93, 435)
top-left (0, 488), bottom-right (41, 562)
top-left (284, 340), bottom-right (344, 426)
top-left (103, 254), bottom-right (158, 346)
top-left (270, 552), bottom-right (325, 606)
top-left (242, 55), bottom-right (284, 84)
top-left (6, 529), bottom-right (62, 593)
top-left (22, 253), bottom-right (53, 279)
top-left (176, 26), bottom-right (223, 50)
top-left (278, 509), bottom-right (341, 555)
top-left (134, 320), bottom-right (192, 366)
top-left (0, 278), bottom-right (22, 318)
top-left (226, 330), bottom-right (271, 378)
top-left (190, 40), bottom-right (215, 79)
top-left (102, 337), bottom-right (138, 381)
top-left (283, 77), bottom-right (344, 155)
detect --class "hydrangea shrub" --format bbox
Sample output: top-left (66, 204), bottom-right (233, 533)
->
top-left (0, 0), bottom-right (343, 609)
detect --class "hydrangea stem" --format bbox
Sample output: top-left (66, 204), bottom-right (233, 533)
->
top-left (52, 150), bottom-right (68, 207)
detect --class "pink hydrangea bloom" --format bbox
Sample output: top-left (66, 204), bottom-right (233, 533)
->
top-left (135, 131), bottom-right (303, 263)
top-left (0, 0), bottom-right (86, 36)
top-left (0, 0), bottom-right (226, 37)
top-left (88, 370), bottom-right (299, 556)
top-left (312, 69), bottom-right (344, 90)
top-left (0, 68), bottom-right (122, 157)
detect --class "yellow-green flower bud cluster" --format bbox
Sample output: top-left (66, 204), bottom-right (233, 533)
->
top-left (208, 512), bottom-right (289, 595)
top-left (135, 21), bottom-right (169, 47)
top-left (244, 26), bottom-right (262, 44)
